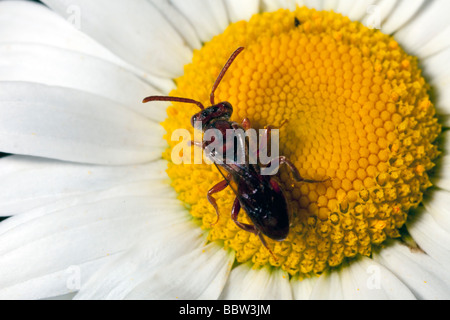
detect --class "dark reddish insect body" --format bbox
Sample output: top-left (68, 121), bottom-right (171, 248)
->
top-left (143, 47), bottom-right (326, 254)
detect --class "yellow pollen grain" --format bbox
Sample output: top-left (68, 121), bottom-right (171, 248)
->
top-left (161, 7), bottom-right (441, 277)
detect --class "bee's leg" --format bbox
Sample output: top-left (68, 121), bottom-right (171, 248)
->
top-left (258, 120), bottom-right (288, 159)
top-left (258, 125), bottom-right (273, 160)
top-left (189, 140), bottom-right (204, 149)
top-left (267, 156), bottom-right (330, 183)
top-left (239, 118), bottom-right (260, 164)
top-left (241, 118), bottom-right (251, 130)
top-left (231, 197), bottom-right (257, 233)
top-left (257, 233), bottom-right (278, 261)
top-left (231, 123), bottom-right (249, 164)
top-left (207, 178), bottom-right (230, 226)
top-left (231, 197), bottom-right (278, 260)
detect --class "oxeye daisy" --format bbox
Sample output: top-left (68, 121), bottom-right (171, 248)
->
top-left (0, 0), bottom-right (449, 301)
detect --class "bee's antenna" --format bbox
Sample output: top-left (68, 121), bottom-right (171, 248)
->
top-left (210, 47), bottom-right (244, 105)
top-left (143, 96), bottom-right (205, 110)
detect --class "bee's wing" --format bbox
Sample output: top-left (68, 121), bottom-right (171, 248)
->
top-left (213, 163), bottom-right (240, 196)
top-left (214, 162), bottom-right (265, 214)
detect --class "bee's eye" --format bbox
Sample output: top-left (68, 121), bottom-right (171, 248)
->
top-left (202, 111), bottom-right (208, 117)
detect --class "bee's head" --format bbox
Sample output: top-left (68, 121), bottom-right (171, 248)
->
top-left (191, 101), bottom-right (233, 129)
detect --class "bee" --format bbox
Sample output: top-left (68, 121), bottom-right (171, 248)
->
top-left (143, 47), bottom-right (328, 255)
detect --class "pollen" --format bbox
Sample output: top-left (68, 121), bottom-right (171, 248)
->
top-left (161, 7), bottom-right (441, 276)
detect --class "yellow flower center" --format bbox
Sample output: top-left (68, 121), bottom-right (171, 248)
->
top-left (161, 7), bottom-right (441, 277)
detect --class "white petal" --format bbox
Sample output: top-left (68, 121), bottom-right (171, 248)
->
top-left (75, 219), bottom-right (204, 300)
top-left (0, 197), bottom-right (184, 257)
top-left (336, 0), bottom-right (378, 23)
top-left (422, 189), bottom-right (450, 234)
top-left (262, 0), bottom-right (299, 11)
top-left (374, 242), bottom-right (450, 300)
top-left (309, 269), bottom-right (344, 299)
top-left (225, 0), bottom-right (260, 22)
top-left (365, 0), bottom-right (398, 24)
top-left (220, 263), bottom-right (293, 300)
top-left (149, 0), bottom-right (202, 50)
top-left (381, 0), bottom-right (426, 35)
top-left (0, 82), bottom-right (164, 165)
top-left (0, 155), bottom-right (168, 216)
top-left (339, 257), bottom-right (416, 299)
top-left (433, 154), bottom-right (450, 190)
top-left (0, 255), bottom-right (115, 300)
top-left (0, 196), bottom-right (185, 299)
top-left (0, 0), bottom-right (173, 91)
top-left (0, 1), bottom-right (120, 68)
top-left (0, 44), bottom-right (168, 122)
top-left (445, 131), bottom-right (450, 154)
top-left (0, 177), bottom-right (177, 244)
top-left (124, 242), bottom-right (235, 299)
top-left (262, 0), bottom-right (284, 11)
top-left (41, 0), bottom-right (192, 78)
top-left (218, 262), bottom-right (249, 299)
top-left (290, 276), bottom-right (318, 300)
top-left (422, 49), bottom-right (450, 115)
top-left (407, 212), bottom-right (450, 267)
top-left (0, 180), bottom-right (179, 238)
top-left (394, 0), bottom-right (450, 57)
top-left (415, 25), bottom-right (450, 59)
top-left (322, 0), bottom-right (340, 11)
top-left (44, 293), bottom-right (77, 301)
top-left (333, 0), bottom-right (359, 17)
top-left (170, 0), bottom-right (229, 43)
top-left (280, 0), bottom-right (297, 10)
top-left (303, 0), bottom-right (324, 10)
top-left (350, 1), bottom-right (379, 25)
